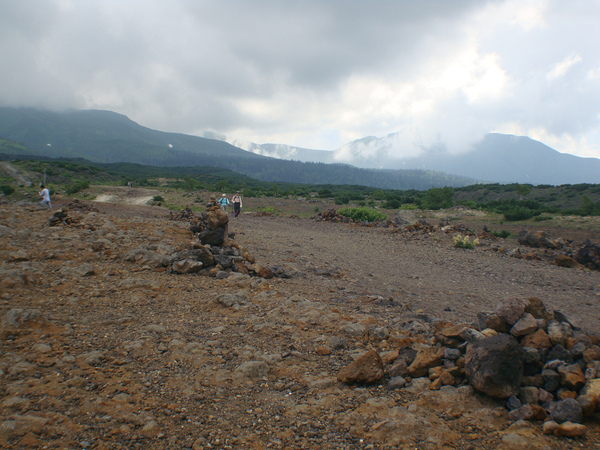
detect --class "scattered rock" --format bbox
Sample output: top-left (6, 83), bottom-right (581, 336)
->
top-left (337, 349), bottom-right (384, 384)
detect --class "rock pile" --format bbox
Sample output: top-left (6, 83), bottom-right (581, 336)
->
top-left (574, 240), bottom-right (600, 270)
top-left (337, 297), bottom-right (600, 438)
top-left (126, 200), bottom-right (283, 280)
top-left (62, 199), bottom-right (99, 213)
top-left (166, 206), bottom-right (195, 221)
top-left (48, 207), bottom-right (82, 227)
top-left (314, 209), bottom-right (353, 223)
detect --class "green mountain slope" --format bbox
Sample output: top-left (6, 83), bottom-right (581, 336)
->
top-left (0, 107), bottom-right (476, 190)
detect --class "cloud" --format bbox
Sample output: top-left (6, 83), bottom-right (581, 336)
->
top-left (546, 54), bottom-right (583, 81)
top-left (0, 0), bottom-right (599, 159)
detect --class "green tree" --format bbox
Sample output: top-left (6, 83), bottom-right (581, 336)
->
top-left (514, 184), bottom-right (532, 200)
top-left (216, 179), bottom-right (229, 192)
top-left (184, 176), bottom-right (197, 191)
top-left (422, 187), bottom-right (454, 210)
top-left (372, 189), bottom-right (386, 200)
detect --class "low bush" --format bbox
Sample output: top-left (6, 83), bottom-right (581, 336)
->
top-left (152, 195), bottom-right (165, 202)
top-left (334, 194), bottom-right (350, 205)
top-left (64, 180), bottom-right (90, 194)
top-left (491, 229), bottom-right (511, 239)
top-left (503, 206), bottom-right (537, 221)
top-left (453, 235), bottom-right (479, 249)
top-left (0, 185), bottom-right (15, 196)
top-left (338, 207), bottom-right (388, 223)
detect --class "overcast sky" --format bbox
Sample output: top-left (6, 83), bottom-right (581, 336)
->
top-left (1, 0), bottom-right (600, 159)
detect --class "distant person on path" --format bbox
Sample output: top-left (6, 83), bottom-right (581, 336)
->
top-left (232, 191), bottom-right (242, 217)
top-left (38, 184), bottom-right (52, 209)
top-left (218, 193), bottom-right (230, 212)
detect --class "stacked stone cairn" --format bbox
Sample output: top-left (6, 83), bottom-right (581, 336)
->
top-left (145, 197), bottom-right (276, 279)
top-left (337, 297), bottom-right (600, 438)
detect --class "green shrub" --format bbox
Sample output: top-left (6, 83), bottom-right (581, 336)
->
top-left (491, 229), bottom-right (511, 239)
top-left (383, 198), bottom-right (402, 209)
top-left (399, 203), bottom-right (418, 210)
top-left (503, 207), bottom-right (535, 221)
top-left (0, 185), bottom-right (15, 196)
top-left (65, 180), bottom-right (90, 194)
top-left (422, 187), bottom-right (454, 210)
top-left (334, 194), bottom-right (350, 205)
top-left (152, 195), bottom-right (165, 202)
top-left (338, 207), bottom-right (387, 222)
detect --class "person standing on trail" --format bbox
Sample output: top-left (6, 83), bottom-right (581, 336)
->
top-left (38, 184), bottom-right (52, 209)
top-left (232, 191), bottom-right (242, 217)
top-left (218, 193), bottom-right (230, 212)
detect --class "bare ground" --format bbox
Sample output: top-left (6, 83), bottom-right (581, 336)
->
top-left (1, 188), bottom-right (599, 449)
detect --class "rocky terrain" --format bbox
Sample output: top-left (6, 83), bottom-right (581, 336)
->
top-left (1, 192), bottom-right (599, 449)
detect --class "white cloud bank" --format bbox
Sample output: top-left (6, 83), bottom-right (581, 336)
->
top-left (1, 0), bottom-right (599, 159)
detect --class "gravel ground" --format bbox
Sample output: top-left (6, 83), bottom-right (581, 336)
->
top-left (3, 188), bottom-right (597, 449)
top-left (229, 213), bottom-right (600, 334)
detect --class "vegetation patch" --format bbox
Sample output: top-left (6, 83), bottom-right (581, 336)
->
top-left (338, 207), bottom-right (388, 223)
top-left (453, 235), bottom-right (478, 249)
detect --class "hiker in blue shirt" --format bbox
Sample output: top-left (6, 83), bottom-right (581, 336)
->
top-left (218, 193), bottom-right (230, 212)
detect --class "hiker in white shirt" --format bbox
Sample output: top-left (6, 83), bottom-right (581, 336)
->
top-left (38, 184), bottom-right (52, 209)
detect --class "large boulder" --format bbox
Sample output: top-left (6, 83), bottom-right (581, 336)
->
top-left (518, 230), bottom-right (558, 249)
top-left (465, 334), bottom-right (525, 398)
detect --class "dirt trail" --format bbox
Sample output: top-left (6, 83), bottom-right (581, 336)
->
top-left (0, 161), bottom-right (32, 186)
top-left (90, 185), bottom-right (160, 206)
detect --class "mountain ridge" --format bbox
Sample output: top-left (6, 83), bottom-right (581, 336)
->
top-left (2, 106), bottom-right (600, 186)
top-left (216, 132), bottom-right (600, 185)
top-left (0, 107), bottom-right (475, 190)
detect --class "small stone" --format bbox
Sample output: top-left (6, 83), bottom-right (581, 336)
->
top-left (554, 422), bottom-right (587, 437)
top-left (576, 394), bottom-right (596, 417)
top-left (387, 376), bottom-right (406, 390)
top-left (506, 395), bottom-right (522, 411)
top-left (547, 322), bottom-right (572, 347)
top-left (542, 421), bottom-right (559, 435)
top-left (389, 358), bottom-right (408, 377)
top-left (444, 348), bottom-right (461, 360)
top-left (510, 313), bottom-right (538, 337)
top-left (337, 349), bottom-right (384, 384)
top-left (495, 298), bottom-right (528, 326)
top-left (583, 345), bottom-right (600, 363)
top-left (550, 398), bottom-right (583, 424)
top-left (580, 378), bottom-right (600, 403)
top-left (315, 346), bottom-right (332, 356)
top-left (501, 433), bottom-right (528, 447)
top-left (538, 388), bottom-right (554, 404)
top-left (406, 347), bottom-right (444, 378)
top-left (486, 314), bottom-right (510, 333)
top-left (558, 363), bottom-right (586, 391)
top-left (508, 404), bottom-right (534, 421)
top-left (518, 386), bottom-right (539, 405)
top-left (547, 344), bottom-right (572, 363)
top-left (520, 329), bottom-right (553, 354)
